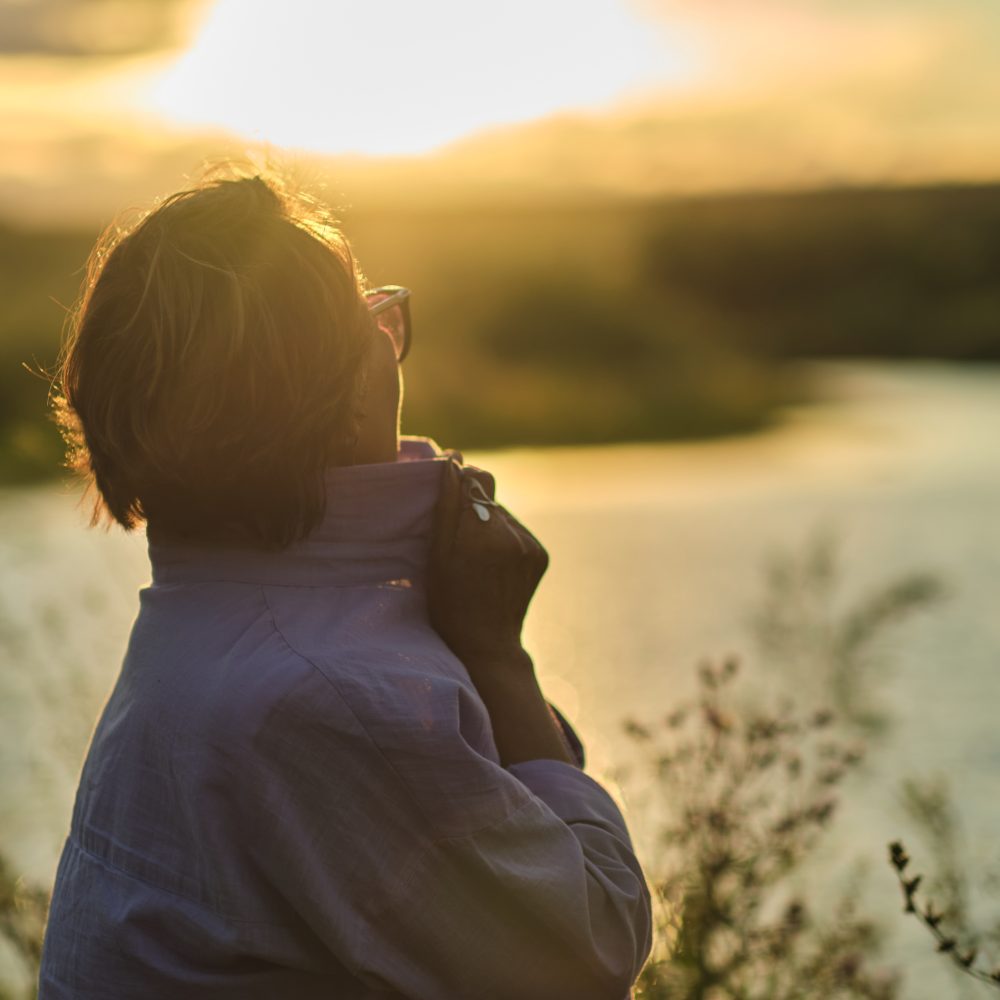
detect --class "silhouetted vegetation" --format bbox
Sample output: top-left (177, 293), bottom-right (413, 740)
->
top-left (0, 222), bottom-right (93, 483)
top-left (749, 529), bottom-right (947, 737)
top-left (5, 181), bottom-right (1000, 482)
top-left (889, 840), bottom-right (1000, 992)
top-left (641, 184), bottom-right (1000, 361)
top-left (0, 852), bottom-right (48, 1000)
top-left (625, 659), bottom-right (898, 999)
top-left (884, 774), bottom-right (1000, 996)
top-left (613, 531), bottom-right (948, 998)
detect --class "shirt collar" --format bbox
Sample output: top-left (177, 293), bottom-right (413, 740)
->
top-left (147, 437), bottom-right (448, 588)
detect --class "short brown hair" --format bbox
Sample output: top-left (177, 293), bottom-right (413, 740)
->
top-left (52, 168), bottom-right (372, 550)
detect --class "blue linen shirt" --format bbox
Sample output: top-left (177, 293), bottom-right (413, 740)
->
top-left (39, 439), bottom-right (653, 999)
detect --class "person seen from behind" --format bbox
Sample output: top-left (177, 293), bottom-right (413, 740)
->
top-left (37, 167), bottom-right (653, 999)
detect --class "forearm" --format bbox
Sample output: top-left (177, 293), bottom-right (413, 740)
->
top-left (466, 648), bottom-right (577, 769)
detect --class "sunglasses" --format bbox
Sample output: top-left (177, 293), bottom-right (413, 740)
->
top-left (364, 285), bottom-right (412, 363)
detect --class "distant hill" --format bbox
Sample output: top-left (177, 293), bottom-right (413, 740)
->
top-left (640, 183), bottom-right (1000, 360)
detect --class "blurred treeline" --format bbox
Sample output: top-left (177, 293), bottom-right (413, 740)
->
top-left (3, 181), bottom-right (1000, 484)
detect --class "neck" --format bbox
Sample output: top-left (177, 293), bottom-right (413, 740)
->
top-left (147, 437), bottom-right (447, 588)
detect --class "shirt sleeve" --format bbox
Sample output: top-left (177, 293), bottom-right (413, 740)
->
top-left (235, 662), bottom-right (652, 1000)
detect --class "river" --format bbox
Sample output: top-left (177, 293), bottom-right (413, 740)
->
top-left (2, 360), bottom-right (998, 997)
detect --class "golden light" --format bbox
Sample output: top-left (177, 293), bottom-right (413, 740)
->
top-left (142, 0), bottom-right (700, 156)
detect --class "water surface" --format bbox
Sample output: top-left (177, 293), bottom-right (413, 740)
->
top-left (3, 360), bottom-right (998, 997)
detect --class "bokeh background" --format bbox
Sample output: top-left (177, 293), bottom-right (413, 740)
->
top-left (3, 2), bottom-right (1000, 997)
top-left (5, 0), bottom-right (1000, 472)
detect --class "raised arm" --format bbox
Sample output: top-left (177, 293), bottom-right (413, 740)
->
top-left (236, 661), bottom-right (651, 1000)
top-left (419, 454), bottom-right (652, 995)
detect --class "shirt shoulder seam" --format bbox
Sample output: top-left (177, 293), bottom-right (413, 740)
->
top-left (257, 584), bottom-right (444, 841)
top-left (257, 585), bottom-right (541, 846)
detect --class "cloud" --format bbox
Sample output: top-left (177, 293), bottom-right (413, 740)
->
top-left (4, 0), bottom-right (1000, 226)
top-left (0, 0), bottom-right (206, 57)
top-left (631, 0), bottom-right (1000, 94)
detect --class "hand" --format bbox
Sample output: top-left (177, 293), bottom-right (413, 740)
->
top-left (427, 457), bottom-right (549, 670)
top-left (427, 456), bottom-right (577, 766)
top-left (427, 456), bottom-right (574, 766)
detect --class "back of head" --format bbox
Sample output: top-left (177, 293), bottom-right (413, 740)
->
top-left (53, 168), bottom-right (371, 550)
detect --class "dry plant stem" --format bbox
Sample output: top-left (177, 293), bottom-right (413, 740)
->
top-left (0, 853), bottom-right (49, 987)
top-left (888, 840), bottom-right (1000, 990)
top-left (629, 658), bottom-right (895, 1000)
top-left (750, 529), bottom-right (945, 739)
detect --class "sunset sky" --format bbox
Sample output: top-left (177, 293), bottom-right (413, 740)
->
top-left (2, 0), bottom-right (1000, 225)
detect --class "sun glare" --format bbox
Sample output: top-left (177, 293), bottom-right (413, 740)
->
top-left (142, 0), bottom-right (697, 156)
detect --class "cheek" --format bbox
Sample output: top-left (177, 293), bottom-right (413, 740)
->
top-left (372, 331), bottom-right (401, 415)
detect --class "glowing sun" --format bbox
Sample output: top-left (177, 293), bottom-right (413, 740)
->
top-left (144, 0), bottom-right (697, 156)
